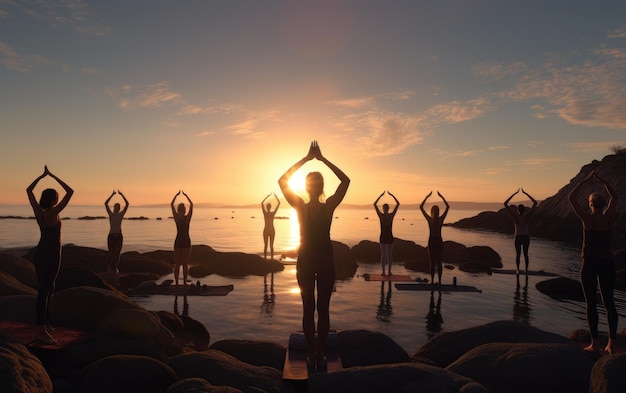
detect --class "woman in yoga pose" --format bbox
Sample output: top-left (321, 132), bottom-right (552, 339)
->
top-left (27, 166), bottom-right (74, 344)
top-left (105, 190), bottom-right (129, 273)
top-left (568, 170), bottom-right (618, 354)
top-left (278, 140), bottom-right (350, 370)
top-left (504, 188), bottom-right (538, 274)
top-left (374, 191), bottom-right (400, 275)
top-left (171, 190), bottom-right (193, 288)
top-left (420, 191), bottom-right (449, 285)
top-left (261, 193), bottom-right (280, 259)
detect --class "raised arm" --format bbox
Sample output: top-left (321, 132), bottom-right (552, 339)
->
top-left (521, 188), bottom-right (538, 216)
top-left (316, 142), bottom-right (350, 211)
top-left (119, 190), bottom-right (130, 215)
top-left (438, 191), bottom-right (450, 221)
top-left (26, 167), bottom-right (48, 214)
top-left (595, 174), bottom-right (617, 217)
top-left (278, 142), bottom-right (316, 208)
top-left (273, 193), bottom-right (281, 213)
top-left (105, 190), bottom-right (116, 215)
top-left (182, 191), bottom-right (193, 217)
top-left (46, 167), bottom-right (74, 214)
top-left (261, 194), bottom-right (271, 213)
top-left (420, 191), bottom-right (432, 219)
top-left (171, 191), bottom-right (180, 217)
top-left (373, 191), bottom-right (385, 215)
top-left (568, 172), bottom-right (594, 219)
top-left (504, 189), bottom-right (519, 218)
top-left (388, 191), bottom-right (400, 215)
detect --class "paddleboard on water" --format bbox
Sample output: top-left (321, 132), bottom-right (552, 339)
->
top-left (394, 283), bottom-right (482, 293)
top-left (492, 269), bottom-right (558, 277)
top-left (363, 273), bottom-right (414, 282)
top-left (282, 330), bottom-right (342, 380)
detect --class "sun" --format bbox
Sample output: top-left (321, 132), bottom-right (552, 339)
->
top-left (287, 171), bottom-right (307, 196)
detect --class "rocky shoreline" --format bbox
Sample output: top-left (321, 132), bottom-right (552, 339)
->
top-left (1, 244), bottom-right (625, 392)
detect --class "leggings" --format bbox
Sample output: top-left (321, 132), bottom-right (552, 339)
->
top-left (34, 249), bottom-right (62, 325)
top-left (514, 235), bottom-right (530, 269)
top-left (580, 256), bottom-right (618, 339)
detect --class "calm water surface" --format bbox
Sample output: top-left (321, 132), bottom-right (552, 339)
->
top-left (1, 205), bottom-right (624, 352)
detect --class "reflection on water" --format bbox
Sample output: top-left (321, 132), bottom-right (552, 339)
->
top-left (261, 273), bottom-right (276, 321)
top-left (513, 274), bottom-right (531, 325)
top-left (173, 295), bottom-right (189, 317)
top-left (376, 281), bottom-right (393, 323)
top-left (425, 291), bottom-right (443, 340)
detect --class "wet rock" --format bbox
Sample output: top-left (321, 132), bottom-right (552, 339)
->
top-left (0, 332), bottom-right (53, 393)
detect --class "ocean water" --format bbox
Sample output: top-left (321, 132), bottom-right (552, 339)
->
top-left (1, 205), bottom-right (624, 353)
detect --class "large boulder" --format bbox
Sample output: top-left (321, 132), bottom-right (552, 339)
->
top-left (74, 355), bottom-right (178, 393)
top-left (307, 362), bottom-right (487, 393)
top-left (166, 378), bottom-right (241, 393)
top-left (209, 339), bottom-right (286, 371)
top-left (0, 295), bottom-right (36, 322)
top-left (446, 342), bottom-right (595, 393)
top-left (590, 353), bottom-right (626, 393)
top-left (0, 332), bottom-right (53, 393)
top-left (49, 286), bottom-right (143, 331)
top-left (54, 266), bottom-right (120, 293)
top-left (413, 320), bottom-right (573, 367)
top-left (165, 349), bottom-right (284, 393)
top-left (0, 253), bottom-right (37, 287)
top-left (337, 329), bottom-right (411, 367)
top-left (536, 276), bottom-right (585, 301)
top-left (0, 271), bottom-right (37, 296)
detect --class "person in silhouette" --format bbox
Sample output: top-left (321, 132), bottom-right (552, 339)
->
top-left (420, 191), bottom-right (449, 285)
top-left (171, 190), bottom-right (193, 288)
top-left (374, 191), bottom-right (400, 276)
top-left (568, 170), bottom-right (618, 354)
top-left (278, 140), bottom-right (350, 370)
top-left (26, 166), bottom-right (74, 344)
top-left (261, 193), bottom-right (281, 259)
top-left (504, 188), bottom-right (538, 274)
top-left (105, 190), bottom-right (129, 274)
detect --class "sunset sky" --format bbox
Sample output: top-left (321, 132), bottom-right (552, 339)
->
top-left (1, 1), bottom-right (625, 207)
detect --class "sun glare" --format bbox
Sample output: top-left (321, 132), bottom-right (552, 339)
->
top-left (287, 171), bottom-right (307, 196)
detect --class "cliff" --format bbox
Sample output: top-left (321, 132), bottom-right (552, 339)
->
top-left (449, 153), bottom-right (626, 259)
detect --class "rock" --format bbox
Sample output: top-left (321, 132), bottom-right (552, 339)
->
top-left (101, 308), bottom-right (163, 339)
top-left (308, 362), bottom-right (487, 393)
top-left (54, 266), bottom-right (120, 293)
top-left (413, 320), bottom-right (573, 367)
top-left (0, 332), bottom-right (53, 393)
top-left (0, 253), bottom-right (37, 287)
top-left (448, 153), bottom-right (626, 250)
top-left (74, 355), bottom-right (177, 393)
top-left (209, 339), bottom-right (286, 371)
top-left (337, 329), bottom-right (410, 367)
top-left (0, 270), bottom-right (37, 296)
top-left (49, 286), bottom-right (143, 331)
top-left (535, 276), bottom-right (585, 301)
top-left (165, 349), bottom-right (284, 393)
top-left (446, 342), bottom-right (595, 393)
top-left (0, 295), bottom-right (36, 322)
top-left (167, 378), bottom-right (242, 393)
top-left (590, 353), bottom-right (626, 393)
top-left (119, 251), bottom-right (174, 276)
top-left (332, 240), bottom-right (358, 279)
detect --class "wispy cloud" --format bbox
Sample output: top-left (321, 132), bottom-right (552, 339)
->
top-left (224, 110), bottom-right (281, 137)
top-left (0, 0), bottom-right (107, 35)
top-left (106, 82), bottom-right (183, 110)
top-left (564, 141), bottom-right (624, 153)
top-left (0, 40), bottom-right (50, 71)
top-left (326, 96), bottom-right (376, 109)
top-left (521, 156), bottom-right (566, 169)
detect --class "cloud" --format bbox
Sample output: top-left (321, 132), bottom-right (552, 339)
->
top-left (420, 96), bottom-right (498, 126)
top-left (607, 27), bottom-right (626, 39)
top-left (564, 141), bottom-right (624, 153)
top-left (0, 40), bottom-right (50, 71)
top-left (107, 82), bottom-right (183, 110)
top-left (0, 0), bottom-right (107, 35)
top-left (520, 156), bottom-right (566, 169)
top-left (224, 110), bottom-right (281, 137)
top-left (326, 96), bottom-right (376, 109)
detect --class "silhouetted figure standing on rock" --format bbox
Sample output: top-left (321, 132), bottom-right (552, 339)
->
top-left (171, 190), bottom-right (193, 288)
top-left (374, 191), bottom-right (400, 275)
top-left (568, 170), bottom-right (618, 355)
top-left (105, 190), bottom-right (129, 274)
top-left (278, 140), bottom-right (350, 370)
top-left (261, 193), bottom-right (280, 259)
top-left (504, 188), bottom-right (538, 274)
top-left (420, 191), bottom-right (449, 285)
top-left (27, 165), bottom-right (74, 344)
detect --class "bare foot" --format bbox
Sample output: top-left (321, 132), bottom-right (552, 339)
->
top-left (36, 329), bottom-right (58, 345)
top-left (583, 343), bottom-right (599, 353)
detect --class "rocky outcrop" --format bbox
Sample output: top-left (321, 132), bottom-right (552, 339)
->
top-left (449, 153), bottom-right (626, 261)
top-left (590, 353), bottom-right (626, 393)
top-left (0, 333), bottom-right (53, 393)
top-left (351, 239), bottom-right (502, 273)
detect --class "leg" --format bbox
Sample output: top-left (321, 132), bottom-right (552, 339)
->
top-left (514, 236), bottom-right (522, 273)
top-left (316, 266), bottom-right (335, 365)
top-left (296, 268), bottom-right (317, 362)
top-left (269, 231), bottom-right (275, 260)
top-left (181, 247), bottom-right (191, 287)
top-left (109, 234), bottom-right (123, 273)
top-left (379, 244), bottom-right (386, 274)
top-left (428, 248), bottom-right (435, 284)
top-left (35, 253), bottom-right (61, 344)
top-left (597, 262), bottom-right (618, 354)
top-left (521, 236), bottom-right (530, 272)
top-left (580, 259), bottom-right (600, 352)
top-left (385, 244), bottom-right (393, 275)
top-left (263, 234), bottom-right (269, 259)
